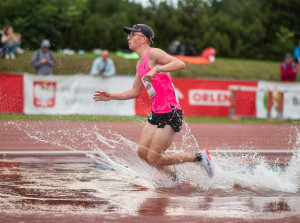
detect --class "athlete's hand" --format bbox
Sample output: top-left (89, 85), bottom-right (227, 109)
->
top-left (144, 68), bottom-right (157, 82)
top-left (93, 91), bottom-right (112, 101)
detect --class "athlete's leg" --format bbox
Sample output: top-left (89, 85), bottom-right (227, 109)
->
top-left (139, 123), bottom-right (215, 178)
top-left (147, 125), bottom-right (195, 166)
top-left (138, 123), bottom-right (178, 176)
top-left (137, 122), bottom-right (157, 162)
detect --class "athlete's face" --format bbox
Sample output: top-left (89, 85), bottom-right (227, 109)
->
top-left (127, 31), bottom-right (145, 50)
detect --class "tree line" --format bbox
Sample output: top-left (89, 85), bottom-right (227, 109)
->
top-left (1, 0), bottom-right (299, 61)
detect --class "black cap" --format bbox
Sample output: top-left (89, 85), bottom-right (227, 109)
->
top-left (123, 24), bottom-right (154, 44)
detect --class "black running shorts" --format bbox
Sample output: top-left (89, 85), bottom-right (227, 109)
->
top-left (148, 106), bottom-right (183, 132)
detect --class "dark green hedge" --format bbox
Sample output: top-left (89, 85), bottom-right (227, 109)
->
top-left (1, 0), bottom-right (299, 60)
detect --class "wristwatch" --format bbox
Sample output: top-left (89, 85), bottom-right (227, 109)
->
top-left (156, 65), bottom-right (161, 73)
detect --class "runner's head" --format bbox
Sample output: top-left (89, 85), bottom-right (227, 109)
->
top-left (124, 24), bottom-right (154, 49)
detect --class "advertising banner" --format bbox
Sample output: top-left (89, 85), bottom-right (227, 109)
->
top-left (0, 73), bottom-right (265, 118)
top-left (24, 74), bottom-right (135, 115)
top-left (256, 81), bottom-right (300, 119)
top-left (0, 73), bottom-right (24, 113)
top-left (135, 78), bottom-right (257, 117)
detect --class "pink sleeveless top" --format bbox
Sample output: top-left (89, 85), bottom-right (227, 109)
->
top-left (137, 47), bottom-right (181, 113)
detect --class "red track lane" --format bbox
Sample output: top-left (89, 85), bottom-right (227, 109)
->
top-left (0, 213), bottom-right (299, 223)
top-left (1, 121), bottom-right (299, 152)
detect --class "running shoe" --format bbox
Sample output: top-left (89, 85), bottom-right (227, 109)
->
top-left (196, 148), bottom-right (215, 179)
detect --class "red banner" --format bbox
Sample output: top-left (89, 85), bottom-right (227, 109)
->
top-left (0, 73), bottom-right (257, 117)
top-left (135, 78), bottom-right (258, 117)
top-left (0, 73), bottom-right (24, 113)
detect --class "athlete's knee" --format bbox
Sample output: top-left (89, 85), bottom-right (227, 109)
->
top-left (147, 153), bottom-right (162, 166)
top-left (137, 146), bottom-right (148, 162)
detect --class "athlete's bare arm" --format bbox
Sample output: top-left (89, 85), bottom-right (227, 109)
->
top-left (144, 48), bottom-right (186, 82)
top-left (93, 70), bottom-right (143, 101)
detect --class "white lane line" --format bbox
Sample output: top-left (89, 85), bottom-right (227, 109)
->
top-left (211, 150), bottom-right (295, 154)
top-left (0, 150), bottom-right (295, 156)
top-left (0, 151), bottom-right (94, 156)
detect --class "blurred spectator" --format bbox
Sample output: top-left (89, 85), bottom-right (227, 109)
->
top-left (294, 40), bottom-right (300, 64)
top-left (201, 47), bottom-right (217, 63)
top-left (31, 39), bottom-right (55, 75)
top-left (280, 53), bottom-right (298, 82)
top-left (15, 33), bottom-right (24, 54)
top-left (168, 40), bottom-right (181, 55)
top-left (90, 50), bottom-right (115, 77)
top-left (0, 29), bottom-right (3, 57)
top-left (1, 25), bottom-right (20, 60)
top-left (184, 45), bottom-right (197, 56)
top-left (168, 41), bottom-right (197, 56)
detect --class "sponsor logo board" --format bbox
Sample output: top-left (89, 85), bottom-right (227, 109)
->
top-left (189, 90), bottom-right (231, 106)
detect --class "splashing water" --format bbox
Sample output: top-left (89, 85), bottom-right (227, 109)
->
top-left (5, 121), bottom-right (300, 193)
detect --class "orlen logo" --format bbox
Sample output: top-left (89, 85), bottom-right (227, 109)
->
top-left (189, 90), bottom-right (231, 106)
top-left (33, 81), bottom-right (56, 108)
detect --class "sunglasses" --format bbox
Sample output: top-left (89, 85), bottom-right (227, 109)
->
top-left (128, 33), bottom-right (146, 39)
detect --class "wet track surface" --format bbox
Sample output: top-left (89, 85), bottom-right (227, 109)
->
top-left (0, 155), bottom-right (299, 223)
top-left (1, 121), bottom-right (300, 222)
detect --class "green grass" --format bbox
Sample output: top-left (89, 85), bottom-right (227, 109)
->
top-left (174, 58), bottom-right (282, 81)
top-left (0, 114), bottom-right (147, 122)
top-left (0, 51), bottom-right (137, 75)
top-left (0, 113), bottom-right (298, 125)
top-left (0, 50), bottom-right (292, 81)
